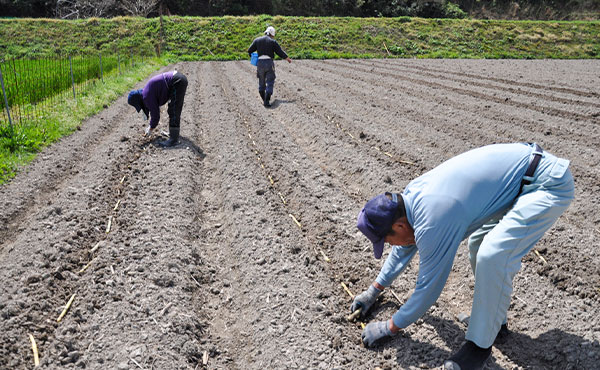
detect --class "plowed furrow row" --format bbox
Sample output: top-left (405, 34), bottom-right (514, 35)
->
top-left (324, 60), bottom-right (598, 123)
top-left (359, 59), bottom-right (600, 107)
top-left (389, 59), bottom-right (600, 99)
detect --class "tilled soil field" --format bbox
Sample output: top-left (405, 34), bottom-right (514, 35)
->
top-left (1, 59), bottom-right (599, 369)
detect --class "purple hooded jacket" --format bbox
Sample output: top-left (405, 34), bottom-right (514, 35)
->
top-left (143, 72), bottom-right (175, 128)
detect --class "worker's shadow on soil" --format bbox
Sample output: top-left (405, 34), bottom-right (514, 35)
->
top-left (491, 328), bottom-right (596, 369)
top-left (370, 311), bottom-right (595, 369)
top-left (269, 99), bottom-right (295, 108)
top-left (141, 136), bottom-right (206, 159)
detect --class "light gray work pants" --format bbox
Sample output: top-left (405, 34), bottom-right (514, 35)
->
top-left (466, 151), bottom-right (574, 348)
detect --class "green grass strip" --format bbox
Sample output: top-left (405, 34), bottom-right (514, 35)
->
top-left (0, 57), bottom-right (166, 184)
top-left (1, 16), bottom-right (599, 60)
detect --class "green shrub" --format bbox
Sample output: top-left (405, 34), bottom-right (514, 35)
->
top-left (444, 2), bottom-right (468, 19)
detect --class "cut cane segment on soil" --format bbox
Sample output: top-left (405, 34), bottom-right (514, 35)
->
top-left (56, 294), bottom-right (76, 323)
top-left (534, 249), bottom-right (548, 264)
top-left (29, 334), bottom-right (40, 367)
top-left (341, 282), bottom-right (366, 328)
top-left (105, 216), bottom-right (113, 234)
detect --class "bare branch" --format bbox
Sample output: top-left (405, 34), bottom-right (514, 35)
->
top-left (120, 0), bottom-right (160, 17)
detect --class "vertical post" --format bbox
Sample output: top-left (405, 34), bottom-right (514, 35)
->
top-left (0, 64), bottom-right (15, 138)
top-left (10, 59), bottom-right (22, 125)
top-left (99, 54), bottom-right (103, 82)
top-left (159, 1), bottom-right (164, 58)
top-left (69, 55), bottom-right (75, 99)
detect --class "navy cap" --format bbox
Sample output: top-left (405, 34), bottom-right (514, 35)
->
top-left (357, 192), bottom-right (400, 259)
top-left (127, 89), bottom-right (143, 112)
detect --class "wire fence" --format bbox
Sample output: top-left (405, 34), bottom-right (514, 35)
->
top-left (0, 53), bottom-right (146, 134)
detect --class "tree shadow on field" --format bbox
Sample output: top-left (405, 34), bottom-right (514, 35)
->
top-left (367, 312), bottom-right (598, 369)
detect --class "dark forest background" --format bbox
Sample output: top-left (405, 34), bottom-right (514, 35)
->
top-left (1, 0), bottom-right (599, 20)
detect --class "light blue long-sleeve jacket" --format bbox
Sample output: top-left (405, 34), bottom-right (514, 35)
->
top-left (375, 143), bottom-right (548, 329)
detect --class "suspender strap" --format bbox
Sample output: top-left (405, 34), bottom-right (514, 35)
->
top-left (518, 143), bottom-right (543, 196)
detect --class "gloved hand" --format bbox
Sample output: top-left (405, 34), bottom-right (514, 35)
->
top-left (350, 285), bottom-right (381, 318)
top-left (361, 320), bottom-right (397, 347)
top-left (144, 124), bottom-right (154, 137)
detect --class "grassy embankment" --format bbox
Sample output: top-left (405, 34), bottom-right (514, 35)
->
top-left (0, 15), bottom-right (598, 183)
top-left (1, 15), bottom-right (599, 60)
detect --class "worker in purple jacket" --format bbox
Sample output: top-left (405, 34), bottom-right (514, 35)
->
top-left (127, 71), bottom-right (188, 147)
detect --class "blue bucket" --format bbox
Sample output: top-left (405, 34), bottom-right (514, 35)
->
top-left (250, 52), bottom-right (258, 66)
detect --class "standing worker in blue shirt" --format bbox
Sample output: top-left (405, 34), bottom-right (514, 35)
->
top-left (127, 70), bottom-right (188, 147)
top-left (247, 26), bottom-right (292, 107)
top-left (351, 143), bottom-right (574, 370)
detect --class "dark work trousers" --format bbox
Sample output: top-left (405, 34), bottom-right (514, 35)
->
top-left (256, 59), bottom-right (276, 95)
top-left (167, 73), bottom-right (188, 128)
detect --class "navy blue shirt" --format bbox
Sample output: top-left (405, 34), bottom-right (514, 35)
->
top-left (247, 35), bottom-right (288, 59)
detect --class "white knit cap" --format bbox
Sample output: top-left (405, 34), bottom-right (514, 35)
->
top-left (264, 26), bottom-right (275, 36)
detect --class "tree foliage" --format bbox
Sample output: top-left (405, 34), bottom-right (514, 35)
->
top-left (0, 0), bottom-right (598, 19)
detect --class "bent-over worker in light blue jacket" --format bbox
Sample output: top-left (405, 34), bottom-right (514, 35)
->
top-left (351, 142), bottom-right (574, 370)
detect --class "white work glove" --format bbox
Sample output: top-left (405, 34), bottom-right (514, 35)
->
top-left (350, 285), bottom-right (381, 319)
top-left (361, 320), bottom-right (397, 347)
top-left (144, 124), bottom-right (154, 137)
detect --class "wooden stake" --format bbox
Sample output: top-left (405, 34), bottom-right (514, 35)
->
top-left (57, 294), bottom-right (76, 323)
top-left (289, 214), bottom-right (301, 229)
top-left (113, 199), bottom-right (121, 211)
top-left (534, 249), bottom-right (548, 264)
top-left (105, 216), bottom-right (113, 234)
top-left (29, 334), bottom-right (40, 367)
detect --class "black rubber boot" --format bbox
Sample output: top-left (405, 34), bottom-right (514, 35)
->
top-left (494, 323), bottom-right (509, 345)
top-left (264, 93), bottom-right (272, 107)
top-left (259, 90), bottom-right (265, 103)
top-left (159, 126), bottom-right (180, 147)
top-left (444, 341), bottom-right (492, 370)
